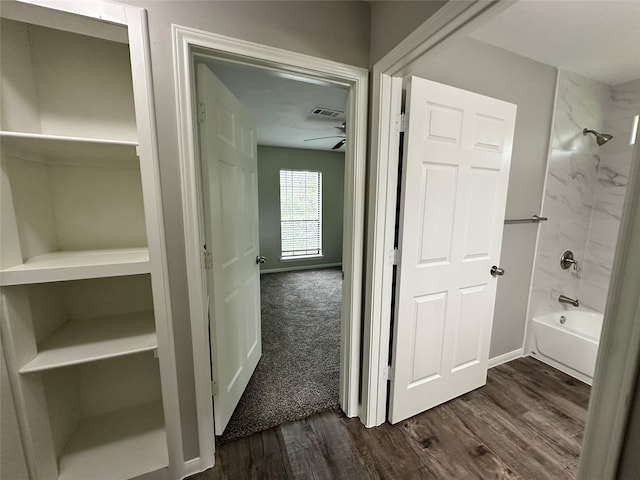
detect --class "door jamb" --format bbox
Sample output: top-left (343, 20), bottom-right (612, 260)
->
top-left (172, 25), bottom-right (368, 471)
top-left (364, 1), bottom-right (640, 478)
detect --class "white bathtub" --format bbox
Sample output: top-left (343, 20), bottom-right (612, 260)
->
top-left (528, 310), bottom-right (604, 385)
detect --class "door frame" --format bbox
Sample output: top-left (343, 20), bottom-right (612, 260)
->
top-left (172, 25), bottom-right (368, 470)
top-left (362, 0), bottom-right (511, 429)
top-left (363, 1), bottom-right (640, 478)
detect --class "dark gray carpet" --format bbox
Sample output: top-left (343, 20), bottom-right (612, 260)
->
top-left (218, 267), bottom-right (342, 444)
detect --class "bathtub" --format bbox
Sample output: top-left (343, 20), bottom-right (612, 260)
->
top-left (527, 310), bottom-right (604, 385)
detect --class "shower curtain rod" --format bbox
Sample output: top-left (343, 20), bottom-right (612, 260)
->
top-left (504, 214), bottom-right (548, 225)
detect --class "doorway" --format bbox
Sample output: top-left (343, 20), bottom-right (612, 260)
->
top-left (195, 57), bottom-right (350, 441)
top-left (173, 27), bottom-right (367, 468)
top-left (364, 1), bottom-right (640, 479)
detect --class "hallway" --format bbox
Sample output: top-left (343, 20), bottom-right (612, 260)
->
top-left (194, 357), bottom-right (589, 479)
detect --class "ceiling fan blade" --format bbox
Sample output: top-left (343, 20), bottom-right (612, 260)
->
top-left (304, 135), bottom-right (344, 142)
top-left (332, 139), bottom-right (346, 150)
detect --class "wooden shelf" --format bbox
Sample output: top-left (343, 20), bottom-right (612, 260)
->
top-left (20, 311), bottom-right (157, 373)
top-left (0, 131), bottom-right (138, 166)
top-left (58, 401), bottom-right (168, 480)
top-left (0, 248), bottom-right (150, 285)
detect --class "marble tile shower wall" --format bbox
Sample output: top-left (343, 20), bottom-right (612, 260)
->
top-left (530, 70), bottom-right (608, 317)
top-left (582, 79), bottom-right (640, 312)
top-left (530, 71), bottom-right (639, 317)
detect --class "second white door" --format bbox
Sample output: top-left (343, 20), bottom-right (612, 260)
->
top-left (389, 77), bottom-right (517, 424)
top-left (196, 63), bottom-right (262, 434)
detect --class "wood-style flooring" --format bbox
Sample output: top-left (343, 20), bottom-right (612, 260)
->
top-left (188, 357), bottom-right (590, 479)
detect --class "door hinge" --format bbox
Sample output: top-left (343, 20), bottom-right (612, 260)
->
top-left (392, 248), bottom-right (400, 266)
top-left (211, 380), bottom-right (218, 396)
top-left (397, 112), bottom-right (408, 133)
top-left (198, 102), bottom-right (206, 123)
top-left (383, 365), bottom-right (393, 382)
top-left (204, 252), bottom-right (213, 270)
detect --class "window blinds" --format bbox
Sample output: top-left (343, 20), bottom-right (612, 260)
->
top-left (279, 169), bottom-right (322, 258)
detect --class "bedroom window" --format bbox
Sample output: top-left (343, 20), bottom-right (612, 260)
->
top-left (279, 169), bottom-right (322, 259)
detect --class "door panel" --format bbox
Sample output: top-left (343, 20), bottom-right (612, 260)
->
top-left (389, 77), bottom-right (516, 424)
top-left (418, 164), bottom-right (457, 264)
top-left (196, 63), bottom-right (262, 434)
top-left (409, 292), bottom-right (447, 385)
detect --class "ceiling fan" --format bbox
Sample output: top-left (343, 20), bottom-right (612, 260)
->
top-left (304, 122), bottom-right (346, 150)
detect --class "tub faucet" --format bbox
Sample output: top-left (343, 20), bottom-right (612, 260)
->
top-left (559, 295), bottom-right (580, 307)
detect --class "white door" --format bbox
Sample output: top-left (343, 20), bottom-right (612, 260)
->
top-left (196, 63), bottom-right (262, 434)
top-left (389, 77), bottom-right (516, 424)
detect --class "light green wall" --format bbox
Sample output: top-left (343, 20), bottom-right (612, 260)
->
top-left (257, 146), bottom-right (344, 272)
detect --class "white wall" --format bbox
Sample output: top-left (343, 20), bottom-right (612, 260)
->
top-left (402, 36), bottom-right (557, 358)
top-left (582, 79), bottom-right (640, 312)
top-left (529, 71), bottom-right (609, 318)
top-left (118, 0), bottom-right (371, 462)
top-left (530, 73), bottom-right (639, 318)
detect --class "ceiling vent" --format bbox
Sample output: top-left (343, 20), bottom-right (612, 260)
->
top-left (310, 107), bottom-right (344, 119)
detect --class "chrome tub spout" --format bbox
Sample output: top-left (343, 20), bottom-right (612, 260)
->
top-left (559, 295), bottom-right (580, 307)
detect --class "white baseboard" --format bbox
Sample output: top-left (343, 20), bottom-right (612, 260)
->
top-left (488, 348), bottom-right (524, 368)
top-left (260, 262), bottom-right (342, 274)
top-left (180, 457), bottom-right (209, 479)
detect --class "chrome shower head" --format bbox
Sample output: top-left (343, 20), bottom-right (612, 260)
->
top-left (583, 128), bottom-right (613, 146)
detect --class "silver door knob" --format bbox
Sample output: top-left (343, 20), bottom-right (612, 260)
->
top-left (256, 256), bottom-right (266, 264)
top-left (490, 266), bottom-right (505, 277)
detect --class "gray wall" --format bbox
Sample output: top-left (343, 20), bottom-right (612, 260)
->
top-left (257, 146), bottom-right (344, 272)
top-left (369, 1), bottom-right (447, 65)
top-left (618, 369), bottom-right (640, 478)
top-left (120, 0), bottom-right (371, 461)
top-left (403, 36), bottom-right (557, 359)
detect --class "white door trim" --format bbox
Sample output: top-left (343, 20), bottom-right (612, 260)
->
top-left (365, 1), bottom-right (640, 478)
top-left (172, 25), bottom-right (368, 472)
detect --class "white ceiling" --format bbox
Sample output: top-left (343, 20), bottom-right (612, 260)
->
top-left (201, 58), bottom-right (348, 152)
top-left (470, 0), bottom-right (640, 85)
top-left (200, 1), bottom-right (639, 153)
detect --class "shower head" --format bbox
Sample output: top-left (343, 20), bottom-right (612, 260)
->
top-left (583, 128), bottom-right (613, 146)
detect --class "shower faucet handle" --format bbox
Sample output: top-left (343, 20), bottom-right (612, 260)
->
top-left (560, 250), bottom-right (578, 270)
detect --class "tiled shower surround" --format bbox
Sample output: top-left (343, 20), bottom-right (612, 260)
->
top-left (530, 71), bottom-right (639, 317)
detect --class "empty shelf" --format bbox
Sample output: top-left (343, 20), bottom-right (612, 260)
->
top-left (58, 401), bottom-right (168, 480)
top-left (20, 312), bottom-right (157, 373)
top-left (0, 248), bottom-right (150, 285)
top-left (0, 131), bottom-right (138, 166)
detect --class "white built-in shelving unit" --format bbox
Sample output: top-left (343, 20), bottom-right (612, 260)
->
top-left (1, 2), bottom-right (178, 479)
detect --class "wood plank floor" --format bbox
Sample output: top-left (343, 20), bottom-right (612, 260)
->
top-left (188, 357), bottom-right (590, 480)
